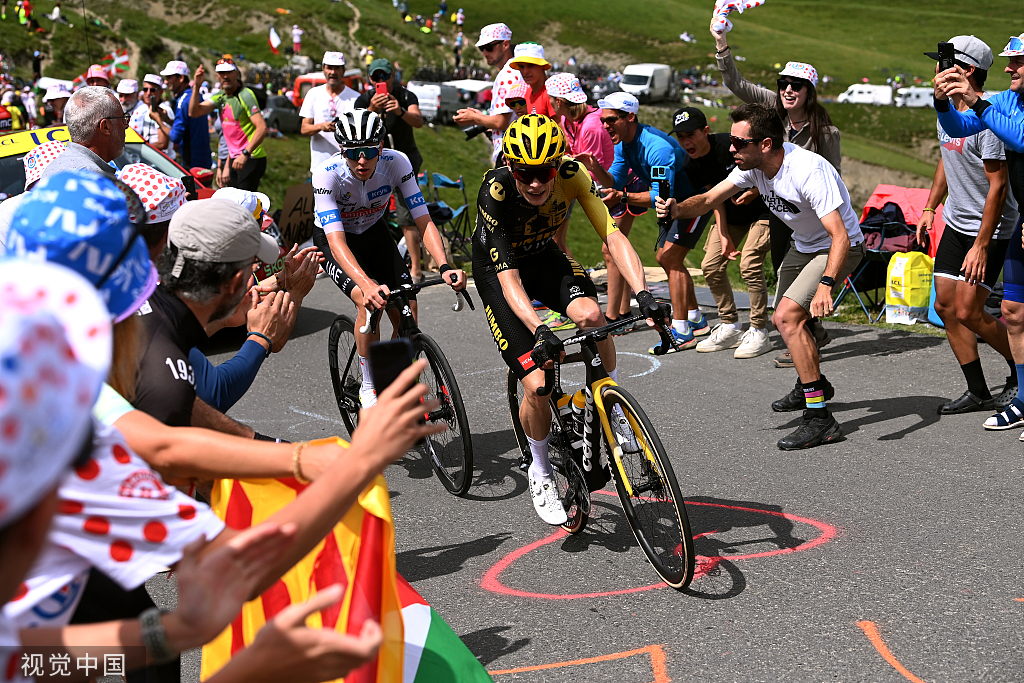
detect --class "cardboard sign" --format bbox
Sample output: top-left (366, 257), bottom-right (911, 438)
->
top-left (278, 182), bottom-right (315, 247)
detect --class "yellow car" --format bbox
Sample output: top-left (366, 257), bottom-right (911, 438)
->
top-left (0, 126), bottom-right (214, 200)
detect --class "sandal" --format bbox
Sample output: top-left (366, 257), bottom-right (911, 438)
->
top-left (984, 401), bottom-right (1024, 430)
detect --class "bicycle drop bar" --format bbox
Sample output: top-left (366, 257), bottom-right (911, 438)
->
top-left (536, 314), bottom-right (676, 396)
top-left (359, 277), bottom-right (475, 334)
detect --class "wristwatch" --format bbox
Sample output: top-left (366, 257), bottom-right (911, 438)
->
top-left (819, 276), bottom-right (836, 288)
top-left (243, 149), bottom-right (252, 158)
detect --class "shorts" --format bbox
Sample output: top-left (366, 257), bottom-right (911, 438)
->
top-left (656, 212), bottom-right (712, 251)
top-left (776, 241), bottom-right (865, 313)
top-left (1002, 216), bottom-right (1024, 303)
top-left (312, 218), bottom-right (416, 302)
top-left (934, 226), bottom-right (1010, 292)
top-left (474, 243), bottom-right (597, 379)
top-left (610, 175), bottom-right (648, 219)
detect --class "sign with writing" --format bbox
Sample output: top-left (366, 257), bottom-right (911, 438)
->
top-left (278, 182), bottom-right (315, 247)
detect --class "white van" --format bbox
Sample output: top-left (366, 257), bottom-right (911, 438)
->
top-left (895, 87), bottom-right (933, 108)
top-left (619, 64), bottom-right (675, 103)
top-left (837, 84), bottom-right (893, 106)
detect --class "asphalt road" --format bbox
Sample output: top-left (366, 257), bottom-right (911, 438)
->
top-left (174, 278), bottom-right (1022, 682)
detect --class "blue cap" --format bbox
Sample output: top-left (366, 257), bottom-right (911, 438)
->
top-left (6, 170), bottom-right (158, 323)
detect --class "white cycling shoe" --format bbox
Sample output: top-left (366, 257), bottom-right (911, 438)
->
top-left (529, 469), bottom-right (567, 526)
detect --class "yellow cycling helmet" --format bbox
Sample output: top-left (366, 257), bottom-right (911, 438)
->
top-left (503, 113), bottom-right (565, 166)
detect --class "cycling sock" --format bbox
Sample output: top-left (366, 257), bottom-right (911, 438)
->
top-left (688, 309), bottom-right (702, 322)
top-left (671, 319), bottom-right (691, 335)
top-left (960, 359), bottom-right (991, 399)
top-left (801, 379), bottom-right (829, 417)
top-left (1016, 363), bottom-right (1024, 389)
top-left (609, 368), bottom-right (618, 382)
top-left (358, 354), bottom-right (376, 406)
top-left (526, 434), bottom-right (552, 478)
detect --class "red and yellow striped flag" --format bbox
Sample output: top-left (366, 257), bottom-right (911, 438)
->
top-left (200, 437), bottom-right (404, 683)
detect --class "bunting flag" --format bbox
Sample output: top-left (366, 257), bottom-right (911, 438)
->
top-left (72, 47), bottom-right (130, 87)
top-left (200, 437), bottom-right (404, 683)
top-left (269, 26), bottom-right (282, 55)
top-left (711, 0), bottom-right (767, 33)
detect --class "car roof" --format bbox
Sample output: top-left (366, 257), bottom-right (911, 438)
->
top-left (0, 126), bottom-right (145, 159)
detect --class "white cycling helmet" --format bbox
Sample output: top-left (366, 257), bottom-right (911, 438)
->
top-left (334, 108), bottom-right (386, 147)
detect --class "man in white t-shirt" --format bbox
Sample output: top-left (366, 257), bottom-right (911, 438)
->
top-left (453, 22), bottom-right (522, 165)
top-left (130, 73), bottom-right (176, 160)
top-left (658, 102), bottom-right (864, 451)
top-left (299, 51), bottom-right (359, 173)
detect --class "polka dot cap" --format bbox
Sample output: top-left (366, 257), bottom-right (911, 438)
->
top-left (117, 163), bottom-right (187, 224)
top-left (0, 261), bottom-right (110, 529)
top-left (779, 62), bottom-right (819, 89)
top-left (23, 140), bottom-right (68, 189)
top-left (545, 73), bottom-right (588, 104)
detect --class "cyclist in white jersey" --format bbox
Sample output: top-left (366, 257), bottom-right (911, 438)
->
top-left (312, 109), bottom-right (466, 406)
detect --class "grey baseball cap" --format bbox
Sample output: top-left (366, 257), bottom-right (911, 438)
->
top-left (925, 35), bottom-right (994, 70)
top-left (168, 199), bottom-right (279, 277)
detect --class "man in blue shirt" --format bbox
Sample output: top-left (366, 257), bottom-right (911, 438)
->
top-left (936, 32), bottom-right (1024, 431)
top-left (161, 60), bottom-right (212, 170)
top-left (578, 92), bottom-right (711, 353)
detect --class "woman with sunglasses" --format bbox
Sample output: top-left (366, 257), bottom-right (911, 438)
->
top-left (713, 21), bottom-right (841, 366)
top-left (312, 109), bottom-right (466, 408)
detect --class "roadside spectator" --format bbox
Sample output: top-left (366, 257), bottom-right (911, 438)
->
top-left (39, 86), bottom-right (123, 181)
top-left (362, 45), bottom-right (374, 75)
top-left (455, 7), bottom-right (464, 27)
top-left (292, 24), bottom-right (303, 55)
top-left (300, 51), bottom-right (359, 173)
top-left (454, 23), bottom-right (521, 165)
top-left (672, 106), bottom-right (773, 359)
top-left (85, 64), bottom-right (109, 88)
top-left (919, 36), bottom-right (1019, 416)
top-left (116, 77), bottom-right (140, 113)
top-left (357, 57), bottom-right (427, 281)
top-left (0, 139), bottom-right (66, 249)
top-left (130, 74), bottom-right (175, 160)
top-left (20, 86), bottom-right (36, 127)
top-left (189, 58), bottom-right (268, 191)
top-left (162, 59), bottom-right (212, 171)
top-left (0, 91), bottom-right (22, 130)
top-left (504, 83), bottom-right (530, 117)
top-left (439, 0), bottom-right (447, 15)
top-left (39, 83), bottom-right (69, 126)
top-left (508, 42), bottom-right (555, 118)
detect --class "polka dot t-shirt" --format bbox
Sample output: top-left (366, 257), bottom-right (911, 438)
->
top-left (3, 421), bottom-right (224, 629)
top-left (489, 61), bottom-right (524, 162)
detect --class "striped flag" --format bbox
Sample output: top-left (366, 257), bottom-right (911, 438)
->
top-left (269, 26), bottom-right (282, 55)
top-left (72, 47), bottom-right (130, 87)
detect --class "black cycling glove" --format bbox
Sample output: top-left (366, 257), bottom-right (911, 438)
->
top-left (636, 290), bottom-right (670, 326)
top-left (530, 324), bottom-right (563, 367)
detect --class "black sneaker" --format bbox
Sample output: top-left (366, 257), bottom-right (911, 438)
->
top-left (938, 390), bottom-right (995, 415)
top-left (771, 377), bottom-right (835, 412)
top-left (992, 377), bottom-right (1018, 410)
top-left (777, 411), bottom-right (843, 450)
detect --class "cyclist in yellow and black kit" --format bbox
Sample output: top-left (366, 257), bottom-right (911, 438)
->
top-left (472, 113), bottom-right (668, 526)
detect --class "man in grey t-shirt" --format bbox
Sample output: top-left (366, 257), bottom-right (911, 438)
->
top-left (921, 35), bottom-right (1020, 418)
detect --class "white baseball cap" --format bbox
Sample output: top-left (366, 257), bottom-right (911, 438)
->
top-left (42, 84), bottom-right (70, 102)
top-left (923, 35), bottom-right (994, 71)
top-left (476, 22), bottom-right (512, 47)
top-left (323, 51), bottom-right (346, 66)
top-left (160, 60), bottom-right (190, 77)
top-left (546, 73), bottom-right (587, 104)
top-left (213, 187), bottom-right (273, 227)
top-left (142, 73), bottom-right (165, 88)
top-left (116, 79), bottom-right (138, 94)
top-left (597, 91), bottom-right (639, 114)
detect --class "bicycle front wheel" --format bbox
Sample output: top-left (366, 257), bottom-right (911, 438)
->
top-left (327, 314), bottom-right (361, 437)
top-left (602, 385), bottom-right (694, 589)
top-left (414, 334), bottom-right (473, 496)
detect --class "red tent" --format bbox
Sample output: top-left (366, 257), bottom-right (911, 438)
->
top-left (859, 184), bottom-right (945, 258)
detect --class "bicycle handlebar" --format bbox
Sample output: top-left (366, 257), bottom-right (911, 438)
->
top-left (358, 277), bottom-right (474, 334)
top-left (535, 312), bottom-right (676, 396)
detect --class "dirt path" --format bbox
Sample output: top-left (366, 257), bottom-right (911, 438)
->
top-left (345, 1), bottom-right (360, 41)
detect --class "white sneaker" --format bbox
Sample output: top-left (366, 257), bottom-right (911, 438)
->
top-left (529, 470), bottom-right (568, 525)
top-left (733, 327), bottom-right (773, 359)
top-left (612, 405), bottom-right (641, 454)
top-left (696, 324), bottom-right (743, 353)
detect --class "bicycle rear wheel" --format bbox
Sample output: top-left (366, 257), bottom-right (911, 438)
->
top-left (506, 370), bottom-right (590, 534)
top-left (601, 385), bottom-right (694, 588)
top-left (414, 333), bottom-right (473, 496)
top-left (327, 314), bottom-right (361, 437)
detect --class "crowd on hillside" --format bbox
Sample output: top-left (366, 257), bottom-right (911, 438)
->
top-left (1, 0), bottom-right (1024, 678)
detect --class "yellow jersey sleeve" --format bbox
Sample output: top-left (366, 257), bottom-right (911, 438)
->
top-left (560, 157), bottom-right (618, 240)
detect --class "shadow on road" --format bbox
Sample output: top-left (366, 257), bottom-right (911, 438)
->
top-left (773, 395), bottom-right (943, 440)
top-left (289, 306), bottom-right (339, 340)
top-left (461, 625), bottom-right (531, 666)
top-left (462, 428), bottom-right (529, 502)
top-left (559, 499), bottom-right (637, 555)
top-left (397, 533), bottom-right (513, 581)
top-left (819, 326), bottom-right (945, 364)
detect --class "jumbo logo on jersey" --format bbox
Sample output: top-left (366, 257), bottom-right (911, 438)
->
top-left (763, 192), bottom-right (801, 215)
top-left (558, 160), bottom-right (579, 180)
top-left (367, 185), bottom-right (392, 200)
top-left (489, 180), bottom-right (505, 201)
top-left (484, 305), bottom-right (509, 350)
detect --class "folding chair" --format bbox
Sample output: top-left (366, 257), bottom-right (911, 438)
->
top-left (429, 172), bottom-right (473, 263)
top-left (832, 221), bottom-right (903, 322)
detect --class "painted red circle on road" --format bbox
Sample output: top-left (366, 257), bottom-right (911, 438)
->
top-left (480, 498), bottom-right (838, 600)
top-left (110, 540), bottom-right (134, 562)
top-left (144, 520), bottom-right (168, 542)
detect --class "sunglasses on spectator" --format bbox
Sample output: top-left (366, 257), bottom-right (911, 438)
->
top-left (342, 146), bottom-right (380, 160)
top-left (478, 41), bottom-right (502, 53)
top-left (510, 164), bottom-right (558, 184)
top-left (370, 72), bottom-right (390, 82)
top-left (730, 135), bottom-right (764, 150)
top-left (216, 58), bottom-right (236, 70)
top-left (101, 112), bottom-right (131, 127)
top-left (600, 114), bottom-right (624, 126)
top-left (777, 78), bottom-right (807, 92)
top-left (141, 86), bottom-right (160, 93)
top-left (505, 97), bottom-right (527, 108)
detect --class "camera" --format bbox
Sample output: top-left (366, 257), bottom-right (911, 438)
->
top-left (462, 124), bottom-right (491, 141)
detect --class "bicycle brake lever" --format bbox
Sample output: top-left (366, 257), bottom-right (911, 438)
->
top-left (459, 288), bottom-right (475, 311)
top-left (358, 306), bottom-right (382, 335)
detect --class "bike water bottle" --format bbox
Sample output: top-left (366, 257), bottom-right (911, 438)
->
top-left (570, 389), bottom-right (586, 435)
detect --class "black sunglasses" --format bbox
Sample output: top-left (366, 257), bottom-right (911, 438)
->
top-left (478, 41), bottom-right (502, 53)
top-left (370, 71), bottom-right (391, 82)
top-left (777, 78), bottom-right (807, 92)
top-left (730, 135), bottom-right (763, 151)
top-left (101, 112), bottom-right (131, 127)
top-left (141, 86), bottom-right (161, 93)
top-left (600, 114), bottom-right (624, 126)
